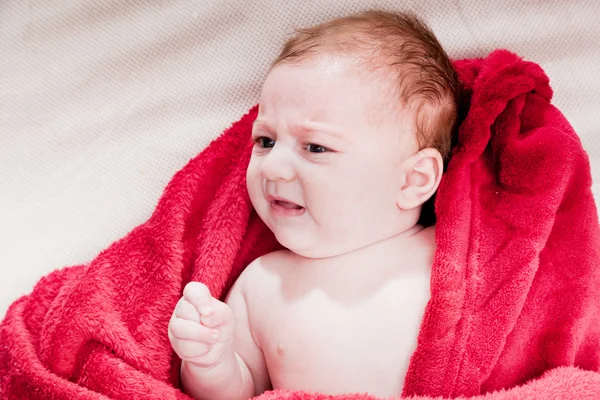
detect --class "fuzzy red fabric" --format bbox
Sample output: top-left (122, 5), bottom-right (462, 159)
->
top-left (1, 50), bottom-right (599, 399)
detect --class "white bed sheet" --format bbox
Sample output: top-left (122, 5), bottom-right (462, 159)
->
top-left (1, 0), bottom-right (599, 317)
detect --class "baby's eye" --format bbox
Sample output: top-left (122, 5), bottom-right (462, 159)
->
top-left (306, 144), bottom-right (329, 153)
top-left (255, 137), bottom-right (275, 149)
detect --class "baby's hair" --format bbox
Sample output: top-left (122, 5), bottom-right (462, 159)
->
top-left (272, 10), bottom-right (460, 161)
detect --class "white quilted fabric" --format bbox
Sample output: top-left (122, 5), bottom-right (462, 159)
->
top-left (1, 0), bottom-right (599, 316)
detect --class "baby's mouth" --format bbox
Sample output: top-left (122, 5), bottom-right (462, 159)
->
top-left (273, 200), bottom-right (304, 210)
top-left (267, 196), bottom-right (306, 216)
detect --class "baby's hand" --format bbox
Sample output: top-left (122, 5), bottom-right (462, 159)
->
top-left (169, 282), bottom-right (235, 369)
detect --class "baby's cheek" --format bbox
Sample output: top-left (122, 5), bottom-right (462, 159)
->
top-left (319, 186), bottom-right (355, 220)
top-left (245, 172), bottom-right (262, 207)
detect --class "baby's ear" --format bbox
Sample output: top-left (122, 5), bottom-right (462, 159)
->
top-left (396, 148), bottom-right (443, 210)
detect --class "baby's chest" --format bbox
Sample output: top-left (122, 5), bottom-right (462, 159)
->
top-left (253, 281), bottom-right (429, 395)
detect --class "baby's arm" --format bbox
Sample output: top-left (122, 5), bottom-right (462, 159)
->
top-left (225, 273), bottom-right (271, 394)
top-left (180, 336), bottom-right (252, 400)
top-left (170, 267), bottom-right (269, 400)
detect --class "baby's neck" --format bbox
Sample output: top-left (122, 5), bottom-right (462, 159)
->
top-left (282, 225), bottom-right (435, 305)
top-left (293, 224), bottom-right (435, 274)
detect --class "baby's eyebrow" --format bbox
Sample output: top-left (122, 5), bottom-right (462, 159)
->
top-left (252, 119), bottom-right (345, 140)
top-left (292, 122), bottom-right (345, 140)
top-left (252, 120), bottom-right (273, 133)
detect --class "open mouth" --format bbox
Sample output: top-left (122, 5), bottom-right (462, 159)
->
top-left (273, 200), bottom-right (304, 210)
top-left (269, 199), bottom-right (306, 216)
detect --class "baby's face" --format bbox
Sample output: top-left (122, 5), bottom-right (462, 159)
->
top-left (246, 55), bottom-right (418, 258)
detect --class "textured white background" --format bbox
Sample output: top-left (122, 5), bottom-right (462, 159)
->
top-left (1, 1), bottom-right (599, 317)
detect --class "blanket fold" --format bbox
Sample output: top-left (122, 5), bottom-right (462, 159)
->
top-left (1, 50), bottom-right (599, 400)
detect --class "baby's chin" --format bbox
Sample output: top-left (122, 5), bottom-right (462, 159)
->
top-left (254, 202), bottom-right (361, 259)
top-left (270, 229), bottom-right (327, 259)
top-left (272, 230), bottom-right (353, 260)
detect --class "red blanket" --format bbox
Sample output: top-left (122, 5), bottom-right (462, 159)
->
top-left (1, 50), bottom-right (599, 399)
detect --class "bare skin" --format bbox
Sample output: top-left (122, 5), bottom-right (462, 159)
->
top-left (243, 225), bottom-right (435, 397)
top-left (171, 225), bottom-right (434, 399)
top-left (169, 53), bottom-right (443, 399)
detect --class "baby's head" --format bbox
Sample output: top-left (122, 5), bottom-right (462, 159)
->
top-left (246, 10), bottom-right (460, 258)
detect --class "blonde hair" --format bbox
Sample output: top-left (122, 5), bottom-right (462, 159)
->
top-left (273, 10), bottom-right (460, 161)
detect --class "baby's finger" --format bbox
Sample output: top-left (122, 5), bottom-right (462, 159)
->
top-left (170, 317), bottom-right (220, 343)
top-left (174, 298), bottom-right (200, 323)
top-left (200, 298), bottom-right (233, 329)
top-left (183, 282), bottom-right (214, 315)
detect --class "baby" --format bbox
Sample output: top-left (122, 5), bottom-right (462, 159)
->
top-left (169, 10), bottom-right (459, 399)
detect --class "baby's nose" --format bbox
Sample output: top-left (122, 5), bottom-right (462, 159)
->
top-left (259, 147), bottom-right (296, 182)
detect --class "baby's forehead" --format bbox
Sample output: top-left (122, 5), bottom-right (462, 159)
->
top-left (263, 54), bottom-right (420, 134)
top-left (277, 52), bottom-right (403, 101)
top-left (269, 11), bottom-right (458, 160)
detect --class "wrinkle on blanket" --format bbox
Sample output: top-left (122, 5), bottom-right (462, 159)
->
top-left (1, 50), bottom-right (599, 400)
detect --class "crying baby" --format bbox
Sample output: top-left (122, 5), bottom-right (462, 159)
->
top-left (169, 9), bottom-right (460, 399)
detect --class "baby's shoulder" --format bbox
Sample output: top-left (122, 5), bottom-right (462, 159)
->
top-left (239, 249), bottom-right (296, 291)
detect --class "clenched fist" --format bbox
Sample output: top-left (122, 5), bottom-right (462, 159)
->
top-left (169, 281), bottom-right (235, 369)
